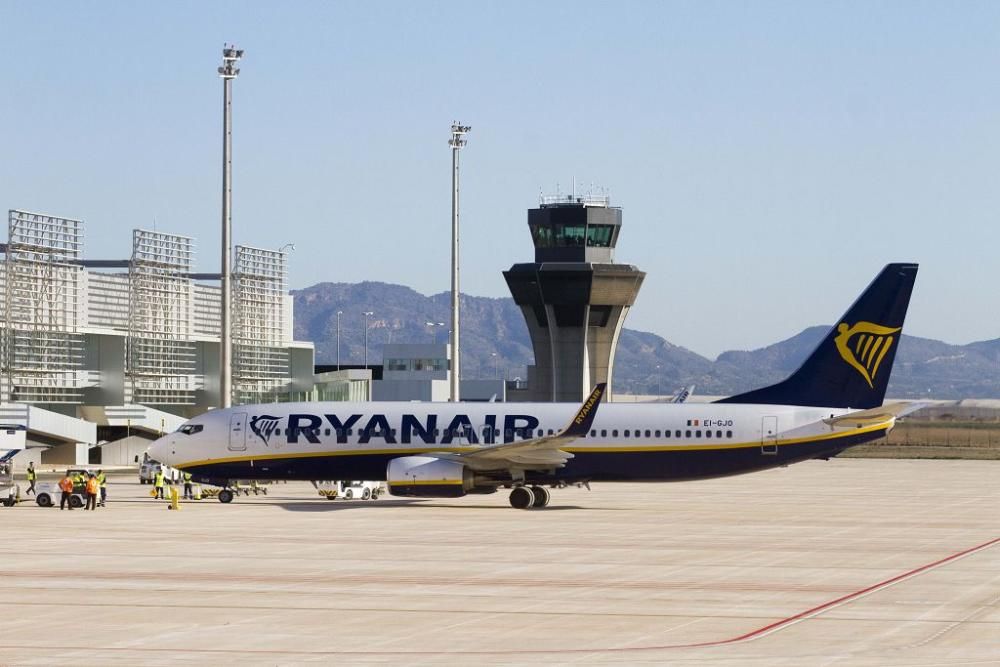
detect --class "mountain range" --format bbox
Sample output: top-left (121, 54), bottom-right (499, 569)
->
top-left (292, 282), bottom-right (1000, 399)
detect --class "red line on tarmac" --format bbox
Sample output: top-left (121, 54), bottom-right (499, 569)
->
top-left (4, 536), bottom-right (998, 657)
top-left (671, 534), bottom-right (1000, 650)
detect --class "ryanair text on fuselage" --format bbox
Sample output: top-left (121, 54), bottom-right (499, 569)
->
top-left (253, 412), bottom-right (541, 446)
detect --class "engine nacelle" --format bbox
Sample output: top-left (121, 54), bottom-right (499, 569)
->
top-left (387, 456), bottom-right (472, 498)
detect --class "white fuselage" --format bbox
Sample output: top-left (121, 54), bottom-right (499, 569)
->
top-left (148, 401), bottom-right (878, 484)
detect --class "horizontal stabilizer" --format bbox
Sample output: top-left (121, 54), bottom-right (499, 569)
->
top-left (824, 402), bottom-right (928, 428)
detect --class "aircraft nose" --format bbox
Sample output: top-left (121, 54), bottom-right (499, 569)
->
top-left (148, 434), bottom-right (177, 466)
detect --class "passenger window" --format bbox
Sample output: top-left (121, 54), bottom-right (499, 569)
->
top-left (505, 429), bottom-right (513, 438)
top-left (590, 429), bottom-right (596, 437)
top-left (612, 429), bottom-right (619, 437)
top-left (624, 429), bottom-right (630, 437)
top-left (685, 430), bottom-right (691, 438)
top-left (716, 430), bottom-right (722, 438)
top-left (705, 430), bottom-right (712, 438)
top-left (654, 430), bottom-right (660, 437)
top-left (324, 428), bottom-right (330, 436)
top-left (726, 430), bottom-right (733, 438)
top-left (675, 430), bottom-right (681, 438)
top-left (664, 430), bottom-right (670, 438)
top-left (548, 429), bottom-right (554, 436)
top-left (696, 430), bottom-right (702, 437)
top-left (645, 430), bottom-right (651, 437)
top-left (601, 429), bottom-right (607, 437)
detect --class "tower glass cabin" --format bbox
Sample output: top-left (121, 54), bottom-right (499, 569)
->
top-left (503, 195), bottom-right (645, 402)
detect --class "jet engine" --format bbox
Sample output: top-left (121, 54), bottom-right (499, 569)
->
top-left (387, 456), bottom-right (495, 498)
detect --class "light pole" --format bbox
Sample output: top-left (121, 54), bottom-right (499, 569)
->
top-left (492, 352), bottom-right (498, 379)
top-left (218, 44), bottom-right (243, 409)
top-left (363, 311), bottom-right (374, 369)
top-left (449, 122), bottom-right (470, 402)
top-left (336, 310), bottom-right (343, 371)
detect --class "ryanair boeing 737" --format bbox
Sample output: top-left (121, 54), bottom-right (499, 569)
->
top-left (148, 263), bottom-right (919, 509)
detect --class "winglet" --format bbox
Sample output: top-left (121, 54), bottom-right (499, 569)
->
top-left (562, 383), bottom-right (607, 438)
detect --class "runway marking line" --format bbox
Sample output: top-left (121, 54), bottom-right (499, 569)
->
top-left (3, 535), bottom-right (998, 657)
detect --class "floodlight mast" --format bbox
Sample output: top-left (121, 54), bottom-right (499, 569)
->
top-left (218, 45), bottom-right (243, 408)
top-left (449, 122), bottom-right (470, 403)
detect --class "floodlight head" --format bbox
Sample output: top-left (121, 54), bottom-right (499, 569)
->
top-left (449, 122), bottom-right (471, 148)
top-left (219, 45), bottom-right (244, 79)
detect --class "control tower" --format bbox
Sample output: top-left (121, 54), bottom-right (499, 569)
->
top-left (503, 195), bottom-right (645, 402)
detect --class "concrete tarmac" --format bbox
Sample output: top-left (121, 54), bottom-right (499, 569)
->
top-left (2, 459), bottom-right (998, 666)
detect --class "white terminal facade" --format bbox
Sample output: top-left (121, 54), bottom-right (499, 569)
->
top-left (1, 209), bottom-right (314, 465)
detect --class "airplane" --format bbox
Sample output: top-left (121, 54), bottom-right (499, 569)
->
top-left (148, 263), bottom-right (919, 509)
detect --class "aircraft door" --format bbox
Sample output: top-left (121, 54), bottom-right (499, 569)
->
top-left (761, 416), bottom-right (778, 455)
top-left (229, 413), bottom-right (248, 451)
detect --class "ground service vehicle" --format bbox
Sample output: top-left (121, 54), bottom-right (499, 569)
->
top-left (315, 480), bottom-right (383, 500)
top-left (35, 468), bottom-right (94, 508)
top-left (0, 460), bottom-right (18, 507)
top-left (138, 453), bottom-right (181, 484)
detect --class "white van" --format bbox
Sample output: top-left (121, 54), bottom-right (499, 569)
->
top-left (137, 453), bottom-right (181, 484)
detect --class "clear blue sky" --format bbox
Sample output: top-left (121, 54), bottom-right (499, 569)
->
top-left (2, 1), bottom-right (998, 358)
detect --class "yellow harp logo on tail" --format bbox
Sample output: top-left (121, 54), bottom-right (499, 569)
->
top-left (834, 321), bottom-right (902, 388)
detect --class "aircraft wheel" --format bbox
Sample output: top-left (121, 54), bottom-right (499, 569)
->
top-left (218, 489), bottom-right (234, 504)
top-left (530, 486), bottom-right (550, 508)
top-left (509, 486), bottom-right (535, 509)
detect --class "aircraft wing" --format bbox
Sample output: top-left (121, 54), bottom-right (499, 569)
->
top-left (434, 383), bottom-right (606, 472)
top-left (823, 402), bottom-right (929, 428)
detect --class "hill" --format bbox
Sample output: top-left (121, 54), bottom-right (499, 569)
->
top-left (292, 282), bottom-right (1000, 399)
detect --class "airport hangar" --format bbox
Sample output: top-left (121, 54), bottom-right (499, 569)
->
top-left (1, 195), bottom-right (644, 467)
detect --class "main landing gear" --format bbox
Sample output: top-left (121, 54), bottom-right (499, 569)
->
top-left (508, 485), bottom-right (551, 509)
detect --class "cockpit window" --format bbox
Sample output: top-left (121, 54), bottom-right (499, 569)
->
top-left (178, 424), bottom-right (204, 435)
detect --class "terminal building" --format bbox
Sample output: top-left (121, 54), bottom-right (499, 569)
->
top-left (504, 195), bottom-right (645, 402)
top-left (0, 209), bottom-right (315, 465)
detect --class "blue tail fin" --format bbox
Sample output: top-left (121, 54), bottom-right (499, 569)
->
top-left (716, 263), bottom-right (918, 409)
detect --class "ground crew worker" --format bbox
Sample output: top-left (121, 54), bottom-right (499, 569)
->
top-left (97, 469), bottom-right (107, 507)
top-left (183, 472), bottom-right (193, 500)
top-left (85, 473), bottom-right (99, 510)
top-left (72, 470), bottom-right (85, 490)
top-left (153, 469), bottom-right (165, 499)
top-left (58, 471), bottom-right (75, 510)
top-left (26, 462), bottom-right (36, 496)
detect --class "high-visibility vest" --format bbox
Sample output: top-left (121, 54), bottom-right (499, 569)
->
top-left (86, 477), bottom-right (99, 494)
top-left (27, 468), bottom-right (36, 481)
top-left (154, 472), bottom-right (164, 487)
top-left (97, 473), bottom-right (107, 487)
top-left (59, 477), bottom-right (74, 493)
top-left (73, 474), bottom-right (84, 485)
top-left (184, 473), bottom-right (192, 482)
